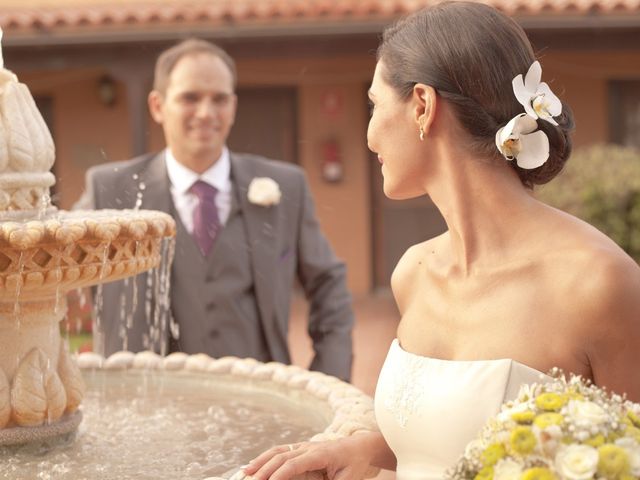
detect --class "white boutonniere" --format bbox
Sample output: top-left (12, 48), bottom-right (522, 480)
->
top-left (247, 177), bottom-right (281, 207)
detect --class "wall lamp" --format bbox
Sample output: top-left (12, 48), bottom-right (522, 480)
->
top-left (98, 74), bottom-right (117, 107)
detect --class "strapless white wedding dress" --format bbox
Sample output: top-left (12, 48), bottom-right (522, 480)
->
top-left (375, 339), bottom-right (550, 480)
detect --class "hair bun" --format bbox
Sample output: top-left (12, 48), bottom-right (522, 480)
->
top-left (515, 101), bottom-right (575, 187)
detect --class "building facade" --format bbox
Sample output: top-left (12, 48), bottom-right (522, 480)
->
top-left (2, 0), bottom-right (640, 294)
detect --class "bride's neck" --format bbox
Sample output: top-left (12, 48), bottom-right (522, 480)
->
top-left (426, 147), bottom-right (537, 276)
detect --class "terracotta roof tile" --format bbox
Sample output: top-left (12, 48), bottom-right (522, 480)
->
top-left (0, 0), bottom-right (639, 39)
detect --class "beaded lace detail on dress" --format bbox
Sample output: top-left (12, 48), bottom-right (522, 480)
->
top-left (383, 347), bottom-right (426, 427)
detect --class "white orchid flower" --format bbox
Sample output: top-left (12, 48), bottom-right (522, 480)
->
top-left (495, 113), bottom-right (549, 169)
top-left (512, 61), bottom-right (562, 126)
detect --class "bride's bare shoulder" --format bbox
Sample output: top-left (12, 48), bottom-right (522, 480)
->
top-left (392, 234), bottom-right (446, 278)
top-left (573, 242), bottom-right (640, 313)
top-left (390, 234), bottom-right (447, 312)
top-left (573, 248), bottom-right (640, 400)
top-left (545, 211), bottom-right (640, 311)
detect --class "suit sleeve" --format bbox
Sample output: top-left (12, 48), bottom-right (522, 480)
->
top-left (72, 167), bottom-right (97, 210)
top-left (295, 173), bottom-right (354, 381)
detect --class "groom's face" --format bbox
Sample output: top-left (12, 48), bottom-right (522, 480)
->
top-left (149, 52), bottom-right (237, 173)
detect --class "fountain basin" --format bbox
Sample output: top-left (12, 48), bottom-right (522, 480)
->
top-left (0, 209), bottom-right (175, 297)
top-left (0, 209), bottom-right (175, 437)
top-left (0, 351), bottom-right (378, 480)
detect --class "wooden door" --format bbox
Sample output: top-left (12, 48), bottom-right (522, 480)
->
top-left (370, 151), bottom-right (447, 288)
top-left (227, 87), bottom-right (297, 164)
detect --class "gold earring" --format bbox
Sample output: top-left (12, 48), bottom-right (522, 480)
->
top-left (419, 129), bottom-right (424, 141)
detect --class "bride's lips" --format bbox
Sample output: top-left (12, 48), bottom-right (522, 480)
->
top-left (378, 155), bottom-right (383, 164)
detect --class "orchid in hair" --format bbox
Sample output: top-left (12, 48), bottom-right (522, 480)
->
top-left (494, 61), bottom-right (560, 168)
top-left (512, 61), bottom-right (562, 126)
top-left (495, 113), bottom-right (550, 169)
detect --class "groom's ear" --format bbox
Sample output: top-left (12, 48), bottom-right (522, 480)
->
top-left (148, 90), bottom-right (165, 124)
top-left (412, 84), bottom-right (437, 136)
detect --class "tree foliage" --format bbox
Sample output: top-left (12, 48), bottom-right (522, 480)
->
top-left (536, 144), bottom-right (640, 262)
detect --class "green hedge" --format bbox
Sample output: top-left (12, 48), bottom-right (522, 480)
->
top-left (535, 144), bottom-right (640, 262)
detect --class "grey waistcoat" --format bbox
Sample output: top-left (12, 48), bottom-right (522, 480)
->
top-left (168, 195), bottom-right (271, 361)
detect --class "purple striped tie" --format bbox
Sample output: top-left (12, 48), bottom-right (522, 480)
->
top-left (190, 180), bottom-right (221, 256)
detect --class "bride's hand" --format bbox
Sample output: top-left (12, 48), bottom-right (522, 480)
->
top-left (243, 436), bottom-right (374, 480)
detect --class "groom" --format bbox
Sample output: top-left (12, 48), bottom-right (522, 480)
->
top-left (74, 39), bottom-right (354, 381)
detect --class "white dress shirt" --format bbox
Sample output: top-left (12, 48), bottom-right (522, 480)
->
top-left (165, 147), bottom-right (233, 233)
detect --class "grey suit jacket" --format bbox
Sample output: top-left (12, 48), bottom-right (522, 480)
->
top-left (74, 151), bottom-right (354, 380)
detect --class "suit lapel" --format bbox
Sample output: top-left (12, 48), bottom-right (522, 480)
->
top-left (230, 153), bottom-right (279, 340)
top-left (140, 151), bottom-right (172, 214)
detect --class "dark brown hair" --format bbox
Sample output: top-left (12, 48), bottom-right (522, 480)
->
top-left (153, 38), bottom-right (237, 95)
top-left (377, 1), bottom-right (574, 187)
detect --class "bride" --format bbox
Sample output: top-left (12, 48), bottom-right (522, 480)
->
top-left (243, 2), bottom-right (640, 479)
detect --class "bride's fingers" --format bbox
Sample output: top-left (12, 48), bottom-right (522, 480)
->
top-left (247, 445), bottom-right (307, 480)
top-left (249, 445), bottom-right (328, 480)
top-left (244, 444), bottom-right (295, 475)
top-left (267, 448), bottom-right (330, 480)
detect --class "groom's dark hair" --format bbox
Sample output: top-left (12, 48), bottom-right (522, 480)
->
top-left (153, 38), bottom-right (237, 95)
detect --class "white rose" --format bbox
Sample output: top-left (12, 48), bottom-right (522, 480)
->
top-left (555, 444), bottom-right (598, 480)
top-left (616, 438), bottom-right (640, 476)
top-left (566, 400), bottom-right (609, 427)
top-left (247, 177), bottom-right (281, 207)
top-left (493, 458), bottom-right (523, 480)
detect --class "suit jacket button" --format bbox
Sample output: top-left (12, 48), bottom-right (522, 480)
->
top-left (206, 301), bottom-right (216, 311)
top-left (209, 329), bottom-right (219, 338)
top-left (205, 274), bottom-right (215, 282)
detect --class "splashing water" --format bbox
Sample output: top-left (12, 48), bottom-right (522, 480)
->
top-left (0, 370), bottom-right (331, 479)
top-left (92, 236), bottom-right (176, 355)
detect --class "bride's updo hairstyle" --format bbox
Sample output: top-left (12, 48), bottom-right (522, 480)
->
top-left (377, 1), bottom-right (574, 188)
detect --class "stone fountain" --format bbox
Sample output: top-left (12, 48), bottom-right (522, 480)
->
top-left (0, 28), bottom-right (175, 446)
top-left (0, 30), bottom-right (378, 480)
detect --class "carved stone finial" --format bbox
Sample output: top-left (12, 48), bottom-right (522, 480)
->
top-left (0, 29), bottom-right (56, 214)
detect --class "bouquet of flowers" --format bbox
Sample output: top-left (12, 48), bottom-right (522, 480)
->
top-left (447, 369), bottom-right (640, 480)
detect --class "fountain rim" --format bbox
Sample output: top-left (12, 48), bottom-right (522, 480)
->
top-left (76, 350), bottom-right (380, 480)
top-left (78, 350), bottom-right (378, 439)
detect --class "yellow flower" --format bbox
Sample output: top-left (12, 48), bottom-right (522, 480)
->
top-left (625, 425), bottom-right (640, 443)
top-left (627, 410), bottom-right (640, 428)
top-left (521, 467), bottom-right (557, 480)
top-left (597, 444), bottom-right (630, 479)
top-left (481, 443), bottom-right (506, 467)
top-left (584, 434), bottom-right (605, 448)
top-left (535, 393), bottom-right (567, 411)
top-left (510, 426), bottom-right (537, 455)
top-left (607, 430), bottom-right (624, 443)
top-left (565, 390), bottom-right (584, 401)
top-left (512, 410), bottom-right (536, 424)
top-left (474, 466), bottom-right (494, 480)
top-left (533, 413), bottom-right (564, 429)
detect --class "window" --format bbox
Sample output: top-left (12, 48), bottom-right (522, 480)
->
top-left (610, 80), bottom-right (640, 149)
